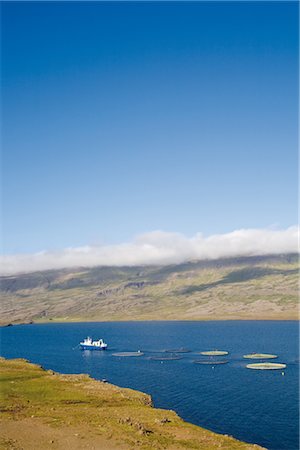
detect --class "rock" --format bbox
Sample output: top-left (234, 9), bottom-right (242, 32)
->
top-left (155, 417), bottom-right (171, 424)
top-left (134, 422), bottom-right (152, 435)
top-left (118, 416), bottom-right (133, 425)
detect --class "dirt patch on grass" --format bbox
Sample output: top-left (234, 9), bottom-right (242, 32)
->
top-left (0, 418), bottom-right (125, 450)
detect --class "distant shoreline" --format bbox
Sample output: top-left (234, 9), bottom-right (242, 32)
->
top-left (2, 316), bottom-right (299, 328)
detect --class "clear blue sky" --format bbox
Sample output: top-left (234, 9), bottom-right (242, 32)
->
top-left (2, 1), bottom-right (298, 254)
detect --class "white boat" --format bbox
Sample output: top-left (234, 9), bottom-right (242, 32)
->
top-left (80, 336), bottom-right (107, 350)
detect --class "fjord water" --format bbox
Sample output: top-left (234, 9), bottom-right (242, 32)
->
top-left (1, 321), bottom-right (298, 450)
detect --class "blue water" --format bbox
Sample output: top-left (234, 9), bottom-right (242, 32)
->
top-left (1, 321), bottom-right (298, 450)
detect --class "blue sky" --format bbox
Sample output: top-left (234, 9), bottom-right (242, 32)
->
top-left (2, 1), bottom-right (298, 255)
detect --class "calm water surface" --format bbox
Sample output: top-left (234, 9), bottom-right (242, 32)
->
top-left (1, 321), bottom-right (299, 450)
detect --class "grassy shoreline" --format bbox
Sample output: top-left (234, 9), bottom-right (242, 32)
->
top-left (1, 315), bottom-right (299, 328)
top-left (0, 357), bottom-right (264, 449)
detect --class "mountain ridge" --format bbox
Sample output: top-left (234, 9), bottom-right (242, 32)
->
top-left (0, 253), bottom-right (298, 325)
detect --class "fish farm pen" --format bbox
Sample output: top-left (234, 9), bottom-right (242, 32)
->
top-left (112, 352), bottom-right (144, 357)
top-left (100, 346), bottom-right (287, 371)
top-left (246, 363), bottom-right (286, 370)
top-left (150, 355), bottom-right (183, 361)
top-left (243, 353), bottom-right (278, 359)
top-left (194, 360), bottom-right (229, 365)
top-left (199, 350), bottom-right (229, 356)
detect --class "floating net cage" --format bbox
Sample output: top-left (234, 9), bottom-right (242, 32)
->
top-left (246, 363), bottom-right (286, 370)
top-left (199, 350), bottom-right (229, 356)
top-left (243, 353), bottom-right (278, 360)
top-left (150, 355), bottom-right (183, 361)
top-left (112, 352), bottom-right (144, 357)
top-left (165, 348), bottom-right (191, 353)
top-left (194, 360), bottom-right (228, 365)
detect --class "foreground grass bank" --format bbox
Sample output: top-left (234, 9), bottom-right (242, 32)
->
top-left (0, 358), bottom-right (264, 450)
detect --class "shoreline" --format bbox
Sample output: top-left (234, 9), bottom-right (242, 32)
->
top-left (0, 357), bottom-right (265, 449)
top-left (1, 316), bottom-right (299, 327)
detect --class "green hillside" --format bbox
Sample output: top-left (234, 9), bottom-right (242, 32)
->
top-left (0, 254), bottom-right (298, 325)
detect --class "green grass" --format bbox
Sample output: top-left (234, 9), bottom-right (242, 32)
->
top-left (0, 358), bottom-right (264, 449)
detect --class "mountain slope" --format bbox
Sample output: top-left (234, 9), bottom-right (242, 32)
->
top-left (0, 254), bottom-right (298, 324)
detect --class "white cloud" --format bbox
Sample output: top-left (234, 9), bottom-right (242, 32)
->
top-left (0, 226), bottom-right (298, 275)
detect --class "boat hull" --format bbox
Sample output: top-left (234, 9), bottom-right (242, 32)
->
top-left (80, 344), bottom-right (107, 350)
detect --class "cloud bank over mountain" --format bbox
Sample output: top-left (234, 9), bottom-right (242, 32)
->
top-left (1, 226), bottom-right (298, 275)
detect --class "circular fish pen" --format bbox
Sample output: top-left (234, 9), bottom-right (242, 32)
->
top-left (112, 351), bottom-right (144, 357)
top-left (243, 353), bottom-right (278, 359)
top-left (194, 360), bottom-right (228, 365)
top-left (199, 350), bottom-right (228, 356)
top-left (246, 363), bottom-right (286, 370)
top-left (165, 348), bottom-right (191, 353)
top-left (150, 355), bottom-right (183, 361)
